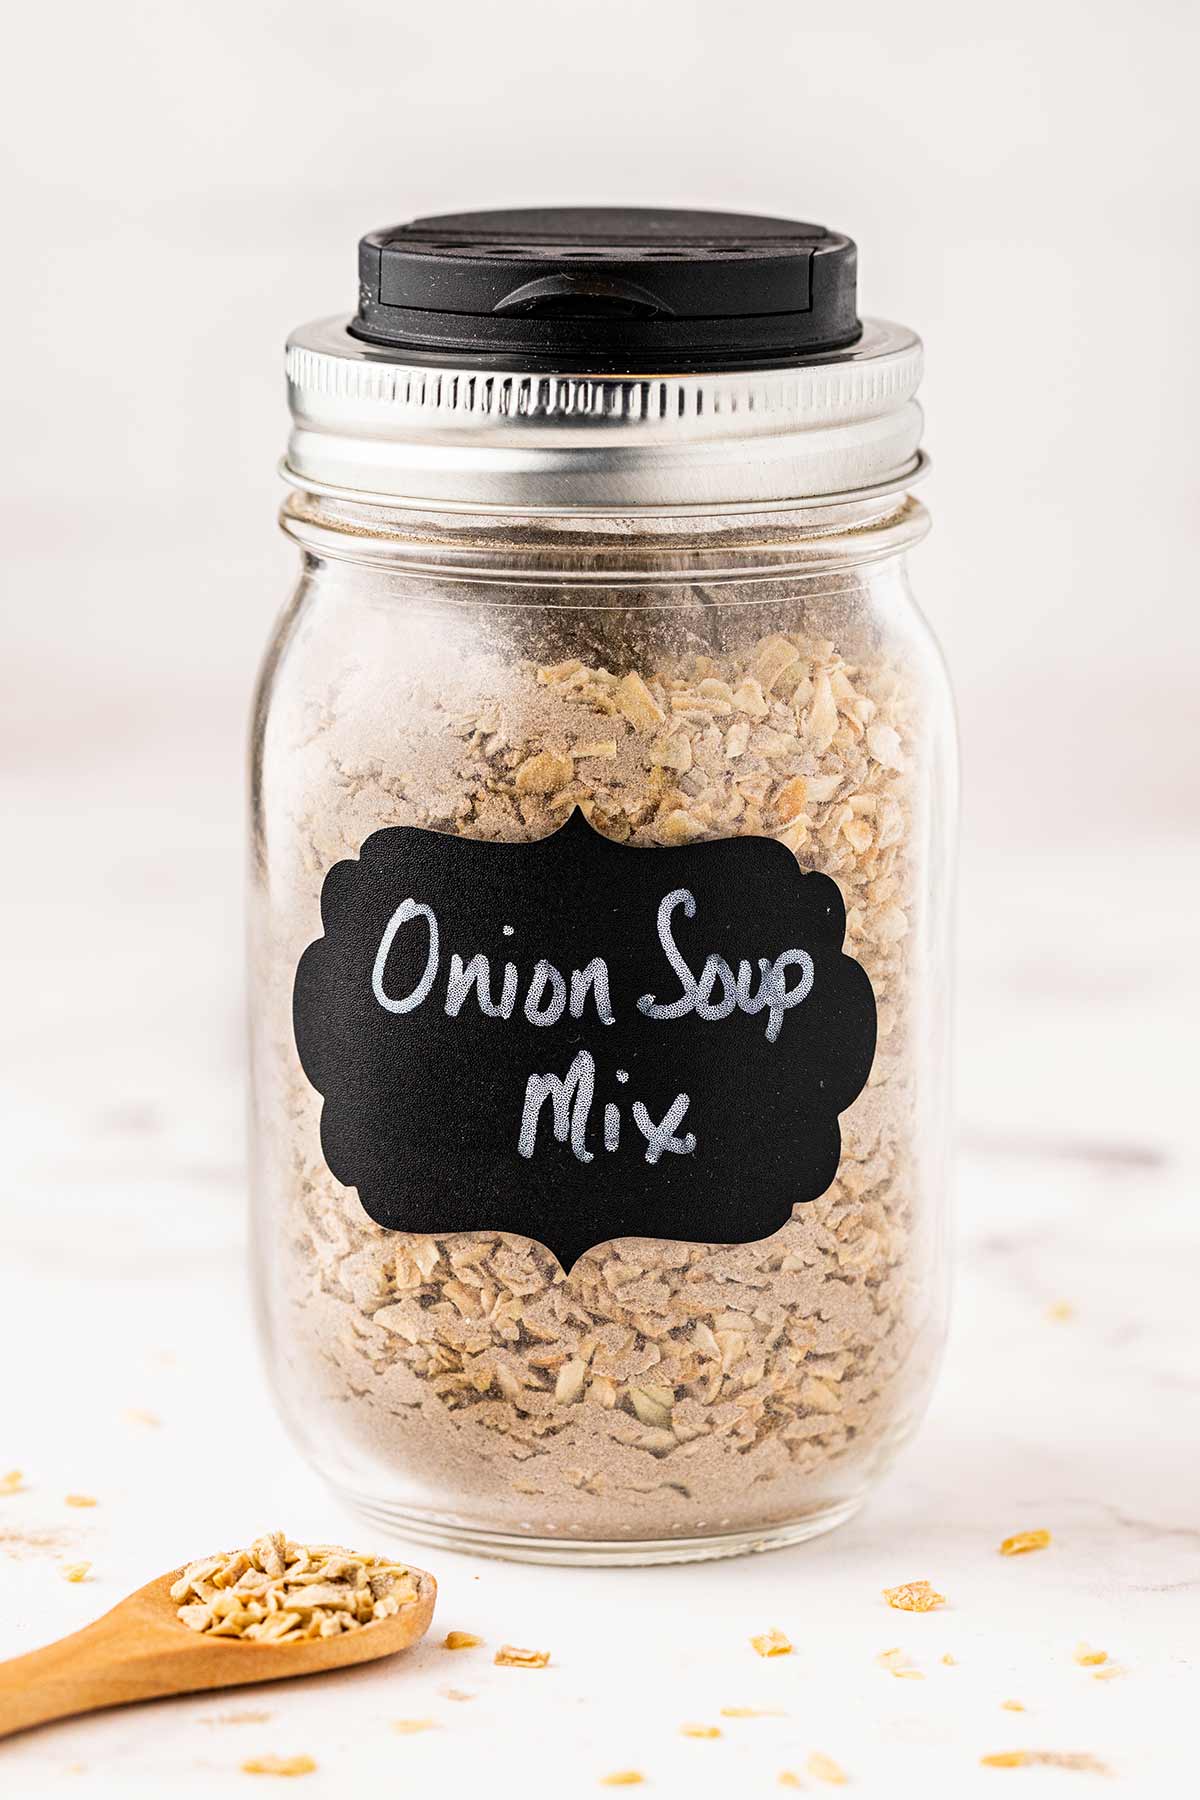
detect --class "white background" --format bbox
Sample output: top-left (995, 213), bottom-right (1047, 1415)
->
top-left (2, 2), bottom-right (1198, 1794)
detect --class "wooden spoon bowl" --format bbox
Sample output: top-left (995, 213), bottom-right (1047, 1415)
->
top-left (0, 1562), bottom-right (437, 1739)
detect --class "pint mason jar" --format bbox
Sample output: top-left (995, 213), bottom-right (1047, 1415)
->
top-left (248, 208), bottom-right (956, 1564)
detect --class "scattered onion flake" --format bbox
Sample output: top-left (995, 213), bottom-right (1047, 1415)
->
top-left (751, 1627), bottom-right (794, 1656)
top-left (877, 1647), bottom-right (923, 1679)
top-left (882, 1579), bottom-right (945, 1612)
top-left (999, 1529), bottom-right (1052, 1557)
top-left (494, 1644), bottom-right (550, 1668)
top-left (242, 1755), bottom-right (317, 1777)
top-left (808, 1750), bottom-right (850, 1786)
top-left (981, 1751), bottom-right (1109, 1774)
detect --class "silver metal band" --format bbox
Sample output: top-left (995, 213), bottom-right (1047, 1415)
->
top-left (284, 316), bottom-right (924, 509)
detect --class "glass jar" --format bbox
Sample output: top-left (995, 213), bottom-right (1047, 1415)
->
top-left (249, 209), bottom-right (957, 1564)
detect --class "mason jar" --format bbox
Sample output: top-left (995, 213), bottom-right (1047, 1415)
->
top-left (249, 208), bottom-right (957, 1565)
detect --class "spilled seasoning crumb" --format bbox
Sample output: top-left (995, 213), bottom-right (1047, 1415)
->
top-left (980, 1751), bottom-right (1108, 1773)
top-left (442, 1630), bottom-right (483, 1650)
top-left (64, 1495), bottom-right (97, 1509)
top-left (1, 1471), bottom-right (26, 1496)
top-left (999, 1530), bottom-right (1051, 1557)
top-left (599, 1774), bottom-right (644, 1788)
top-left (123, 1408), bottom-right (162, 1427)
top-left (808, 1750), bottom-right (849, 1785)
top-left (0, 1526), bottom-right (69, 1558)
top-left (1073, 1643), bottom-right (1107, 1666)
top-left (942, 1653), bottom-right (957, 1666)
top-left (392, 1719), bottom-right (436, 1734)
top-left (882, 1579), bottom-right (945, 1612)
top-left (442, 1688), bottom-right (474, 1702)
top-left (241, 1755), bottom-right (317, 1777)
top-left (681, 1723), bottom-right (721, 1738)
top-left (61, 1562), bottom-right (92, 1583)
top-left (1092, 1665), bottom-right (1125, 1681)
top-left (722, 1706), bottom-right (786, 1718)
top-left (1001, 1700), bottom-right (1026, 1712)
top-left (779, 1777), bottom-right (803, 1791)
top-left (752, 1627), bottom-right (793, 1657)
top-left (878, 1647), bottom-right (923, 1679)
top-left (495, 1644), bottom-right (550, 1668)
top-left (1046, 1301), bottom-right (1074, 1322)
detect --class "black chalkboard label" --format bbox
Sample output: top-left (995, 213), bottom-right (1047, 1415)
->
top-left (293, 809), bottom-right (876, 1272)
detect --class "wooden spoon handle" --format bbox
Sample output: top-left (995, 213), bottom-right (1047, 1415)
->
top-left (0, 1566), bottom-right (437, 1739)
top-left (0, 1621), bottom-right (106, 1737)
top-left (0, 1613), bottom-right (186, 1738)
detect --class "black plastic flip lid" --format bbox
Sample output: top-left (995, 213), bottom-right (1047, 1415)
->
top-left (351, 206), bottom-right (860, 372)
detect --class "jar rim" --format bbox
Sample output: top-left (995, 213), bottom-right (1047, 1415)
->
top-left (279, 487), bottom-right (931, 598)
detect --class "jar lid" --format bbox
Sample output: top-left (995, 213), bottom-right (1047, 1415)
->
top-left (351, 207), bottom-right (860, 372)
top-left (285, 206), bottom-right (925, 512)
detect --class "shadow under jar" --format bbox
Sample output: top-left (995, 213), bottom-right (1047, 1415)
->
top-left (249, 208), bottom-right (957, 1565)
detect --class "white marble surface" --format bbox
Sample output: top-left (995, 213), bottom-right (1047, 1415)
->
top-left (4, 2), bottom-right (1199, 1787)
top-left (2, 704), bottom-right (1197, 1796)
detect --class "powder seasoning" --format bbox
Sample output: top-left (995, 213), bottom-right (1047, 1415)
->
top-left (256, 610), bottom-right (948, 1547)
top-left (250, 205), bottom-right (955, 1561)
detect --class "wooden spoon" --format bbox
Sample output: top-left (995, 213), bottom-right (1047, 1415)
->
top-left (0, 1563), bottom-right (437, 1740)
